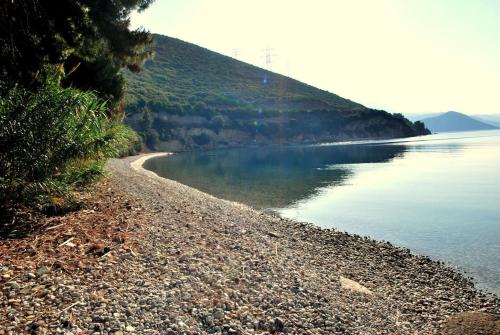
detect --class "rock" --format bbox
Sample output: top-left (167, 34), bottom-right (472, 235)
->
top-left (267, 231), bottom-right (281, 238)
top-left (20, 287), bottom-right (32, 295)
top-left (7, 282), bottom-right (20, 290)
top-left (213, 310), bottom-right (224, 320)
top-left (441, 312), bottom-right (500, 335)
top-left (339, 276), bottom-right (373, 295)
top-left (2, 155), bottom-right (498, 335)
top-left (125, 325), bottom-right (136, 332)
top-left (36, 266), bottom-right (50, 276)
top-left (274, 318), bottom-right (285, 332)
top-left (27, 323), bottom-right (40, 334)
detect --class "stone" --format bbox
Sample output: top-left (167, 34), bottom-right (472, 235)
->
top-left (213, 310), bottom-right (224, 320)
top-left (36, 266), bottom-right (50, 276)
top-left (339, 276), bottom-right (373, 295)
top-left (7, 282), bottom-right (20, 290)
top-left (441, 312), bottom-right (500, 335)
top-left (125, 325), bottom-right (136, 332)
top-left (2, 155), bottom-right (497, 335)
top-left (274, 318), bottom-right (285, 332)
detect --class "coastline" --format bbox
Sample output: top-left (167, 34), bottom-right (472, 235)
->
top-left (130, 152), bottom-right (171, 170)
top-left (128, 152), bottom-right (257, 211)
top-left (130, 152), bottom-right (172, 177)
top-left (117, 154), bottom-right (499, 333)
top-left (1, 153), bottom-right (498, 334)
top-left (132, 151), bottom-right (499, 296)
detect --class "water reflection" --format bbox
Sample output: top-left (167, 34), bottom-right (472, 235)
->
top-left (144, 131), bottom-right (500, 295)
top-left (144, 144), bottom-right (408, 208)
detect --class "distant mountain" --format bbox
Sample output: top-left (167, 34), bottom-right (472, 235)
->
top-left (123, 34), bottom-right (429, 151)
top-left (421, 111), bottom-right (498, 133)
top-left (474, 115), bottom-right (500, 128)
top-left (404, 113), bottom-right (441, 122)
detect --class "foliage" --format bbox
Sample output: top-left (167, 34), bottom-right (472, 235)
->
top-left (0, 68), bottom-right (134, 209)
top-left (192, 133), bottom-right (211, 146)
top-left (393, 113), bottom-right (431, 136)
top-left (0, 0), bottom-right (154, 114)
top-left (124, 35), bottom-right (366, 116)
top-left (210, 114), bottom-right (226, 134)
top-left (119, 131), bottom-right (143, 157)
top-left (124, 35), bottom-right (430, 149)
top-left (414, 121), bottom-right (431, 135)
top-left (144, 129), bottom-right (160, 150)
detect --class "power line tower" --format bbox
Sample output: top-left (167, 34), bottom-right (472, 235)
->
top-left (262, 47), bottom-right (276, 70)
top-left (232, 48), bottom-right (239, 59)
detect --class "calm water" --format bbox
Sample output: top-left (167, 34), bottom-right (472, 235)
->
top-left (144, 130), bottom-right (500, 295)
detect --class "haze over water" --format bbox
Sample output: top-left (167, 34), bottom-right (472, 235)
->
top-left (144, 130), bottom-right (500, 295)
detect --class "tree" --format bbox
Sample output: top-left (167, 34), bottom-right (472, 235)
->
top-left (414, 121), bottom-right (431, 135)
top-left (139, 107), bottom-right (154, 133)
top-left (145, 129), bottom-right (160, 150)
top-left (0, 0), bottom-right (155, 115)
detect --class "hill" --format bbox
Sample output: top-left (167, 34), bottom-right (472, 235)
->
top-left (124, 34), bottom-right (429, 150)
top-left (421, 111), bottom-right (498, 133)
top-left (404, 113), bottom-right (440, 122)
top-left (474, 115), bottom-right (500, 128)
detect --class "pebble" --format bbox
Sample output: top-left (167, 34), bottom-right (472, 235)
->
top-left (1, 157), bottom-right (497, 335)
top-left (6, 282), bottom-right (20, 290)
top-left (36, 266), bottom-right (50, 276)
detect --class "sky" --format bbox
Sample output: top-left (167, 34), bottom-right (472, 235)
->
top-left (131, 0), bottom-right (500, 115)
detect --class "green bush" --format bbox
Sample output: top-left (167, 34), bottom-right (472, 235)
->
top-left (0, 69), bottom-right (133, 208)
top-left (209, 114), bottom-right (226, 134)
top-left (144, 128), bottom-right (160, 150)
top-left (192, 133), bottom-right (211, 146)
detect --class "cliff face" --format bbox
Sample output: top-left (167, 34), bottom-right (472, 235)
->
top-left (126, 109), bottom-right (425, 151)
top-left (124, 34), bottom-right (429, 151)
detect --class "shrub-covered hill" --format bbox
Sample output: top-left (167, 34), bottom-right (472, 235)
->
top-left (124, 34), bottom-right (429, 151)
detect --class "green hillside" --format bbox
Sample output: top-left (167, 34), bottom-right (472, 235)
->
top-left (124, 34), bottom-right (429, 150)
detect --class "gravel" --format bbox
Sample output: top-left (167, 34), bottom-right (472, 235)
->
top-left (1, 154), bottom-right (498, 335)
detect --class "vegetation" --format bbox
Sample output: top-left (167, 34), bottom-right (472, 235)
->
top-left (124, 35), bottom-right (430, 150)
top-left (0, 68), bottom-right (135, 211)
top-left (0, 1), bottom-right (154, 213)
top-left (1, 0), bottom-right (154, 115)
top-left (124, 35), bottom-right (366, 114)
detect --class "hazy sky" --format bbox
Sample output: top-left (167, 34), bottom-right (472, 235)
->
top-left (131, 0), bottom-right (500, 115)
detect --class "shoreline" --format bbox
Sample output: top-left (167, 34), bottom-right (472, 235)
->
top-left (130, 152), bottom-right (172, 176)
top-left (117, 153), bottom-right (498, 333)
top-left (128, 152), bottom-right (258, 212)
top-left (2, 153), bottom-right (498, 334)
top-left (134, 152), bottom-right (499, 297)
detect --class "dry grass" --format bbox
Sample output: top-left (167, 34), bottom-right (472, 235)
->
top-left (0, 178), bottom-right (148, 277)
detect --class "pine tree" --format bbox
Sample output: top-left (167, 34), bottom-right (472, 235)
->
top-left (0, 0), bottom-right (155, 115)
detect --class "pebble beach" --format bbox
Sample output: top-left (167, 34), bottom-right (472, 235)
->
top-left (1, 154), bottom-right (498, 334)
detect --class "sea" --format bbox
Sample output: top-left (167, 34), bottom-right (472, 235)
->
top-left (144, 130), bottom-right (500, 295)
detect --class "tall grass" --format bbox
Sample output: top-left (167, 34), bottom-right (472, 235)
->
top-left (0, 68), bottom-right (135, 209)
